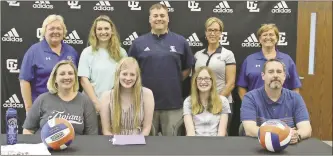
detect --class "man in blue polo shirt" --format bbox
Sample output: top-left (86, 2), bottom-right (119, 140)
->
top-left (241, 59), bottom-right (312, 144)
top-left (128, 3), bottom-right (194, 136)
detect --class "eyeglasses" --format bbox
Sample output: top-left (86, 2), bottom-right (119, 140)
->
top-left (206, 29), bottom-right (221, 34)
top-left (197, 77), bottom-right (212, 82)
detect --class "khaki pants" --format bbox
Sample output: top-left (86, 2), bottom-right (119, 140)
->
top-left (152, 108), bottom-right (183, 136)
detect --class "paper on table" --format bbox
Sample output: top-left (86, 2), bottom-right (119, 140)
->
top-left (112, 135), bottom-right (146, 145)
top-left (1, 143), bottom-right (51, 155)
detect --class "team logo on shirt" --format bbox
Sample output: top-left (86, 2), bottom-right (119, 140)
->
top-left (48, 111), bottom-right (83, 124)
top-left (271, 1), bottom-right (291, 13)
top-left (186, 33), bottom-right (203, 47)
top-left (213, 1), bottom-right (233, 13)
top-left (170, 46), bottom-right (177, 52)
top-left (2, 28), bottom-right (23, 42)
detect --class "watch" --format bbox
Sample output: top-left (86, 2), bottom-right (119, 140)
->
top-left (297, 134), bottom-right (302, 142)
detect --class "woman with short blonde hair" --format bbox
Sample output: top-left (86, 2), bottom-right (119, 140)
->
top-left (19, 14), bottom-right (78, 115)
top-left (237, 23), bottom-right (301, 100)
top-left (23, 60), bottom-right (98, 135)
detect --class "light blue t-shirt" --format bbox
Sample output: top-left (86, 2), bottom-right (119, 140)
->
top-left (78, 46), bottom-right (127, 99)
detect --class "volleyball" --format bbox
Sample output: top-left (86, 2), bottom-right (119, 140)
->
top-left (41, 118), bottom-right (75, 150)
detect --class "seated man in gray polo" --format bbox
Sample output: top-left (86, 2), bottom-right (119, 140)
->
top-left (240, 59), bottom-right (312, 144)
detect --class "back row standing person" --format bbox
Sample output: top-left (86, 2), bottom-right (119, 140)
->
top-left (19, 14), bottom-right (79, 114)
top-left (128, 3), bottom-right (195, 136)
top-left (237, 24), bottom-right (301, 100)
top-left (194, 17), bottom-right (236, 132)
top-left (78, 15), bottom-right (127, 113)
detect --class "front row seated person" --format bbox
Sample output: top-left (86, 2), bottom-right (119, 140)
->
top-left (23, 60), bottom-right (98, 135)
top-left (240, 59), bottom-right (312, 144)
top-left (100, 57), bottom-right (155, 136)
top-left (184, 66), bottom-right (231, 136)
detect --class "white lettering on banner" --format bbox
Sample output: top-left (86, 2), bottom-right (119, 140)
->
top-left (271, 1), bottom-right (291, 13)
top-left (247, 1), bottom-right (260, 12)
top-left (128, 1), bottom-right (141, 10)
top-left (2, 28), bottom-right (23, 42)
top-left (48, 111), bottom-right (83, 124)
top-left (278, 32), bottom-right (288, 46)
top-left (188, 1), bottom-right (201, 12)
top-left (7, 1), bottom-right (20, 6)
top-left (94, 1), bottom-right (114, 11)
top-left (187, 33), bottom-right (203, 47)
top-left (160, 1), bottom-right (174, 12)
top-left (63, 30), bottom-right (83, 45)
top-left (213, 1), bottom-right (233, 13)
top-left (68, 1), bottom-right (81, 9)
top-left (2, 94), bottom-right (24, 108)
top-left (220, 32), bottom-right (230, 46)
top-left (242, 33), bottom-right (260, 47)
top-left (36, 28), bottom-right (42, 39)
top-left (7, 59), bottom-right (20, 73)
top-left (123, 32), bottom-right (138, 46)
top-left (32, 1), bottom-right (53, 9)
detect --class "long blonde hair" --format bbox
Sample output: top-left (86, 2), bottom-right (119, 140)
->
top-left (111, 57), bottom-right (142, 134)
top-left (47, 60), bottom-right (79, 94)
top-left (191, 67), bottom-right (222, 115)
top-left (88, 15), bottom-right (123, 62)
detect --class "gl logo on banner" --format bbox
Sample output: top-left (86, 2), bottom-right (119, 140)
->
top-left (68, 1), bottom-right (81, 9)
top-left (188, 1), bottom-right (201, 12)
top-left (278, 32), bottom-right (288, 46)
top-left (220, 32), bottom-right (229, 46)
top-left (7, 59), bottom-right (20, 73)
top-left (247, 1), bottom-right (260, 12)
top-left (7, 1), bottom-right (20, 6)
top-left (128, 1), bottom-right (141, 10)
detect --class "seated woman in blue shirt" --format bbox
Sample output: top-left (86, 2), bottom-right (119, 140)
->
top-left (183, 66), bottom-right (231, 136)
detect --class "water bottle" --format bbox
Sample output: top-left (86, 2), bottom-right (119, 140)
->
top-left (6, 108), bottom-right (18, 145)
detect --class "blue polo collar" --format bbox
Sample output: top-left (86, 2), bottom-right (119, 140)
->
top-left (41, 39), bottom-right (65, 53)
top-left (256, 49), bottom-right (283, 60)
top-left (260, 86), bottom-right (284, 105)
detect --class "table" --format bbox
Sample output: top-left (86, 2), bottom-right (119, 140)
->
top-left (1, 135), bottom-right (332, 155)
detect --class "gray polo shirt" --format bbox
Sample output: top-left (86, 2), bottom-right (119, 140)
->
top-left (23, 92), bottom-right (98, 135)
top-left (194, 46), bottom-right (236, 103)
top-left (183, 95), bottom-right (231, 136)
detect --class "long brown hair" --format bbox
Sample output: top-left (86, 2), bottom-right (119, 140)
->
top-left (88, 15), bottom-right (123, 62)
top-left (111, 57), bottom-right (142, 134)
top-left (190, 67), bottom-right (222, 115)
